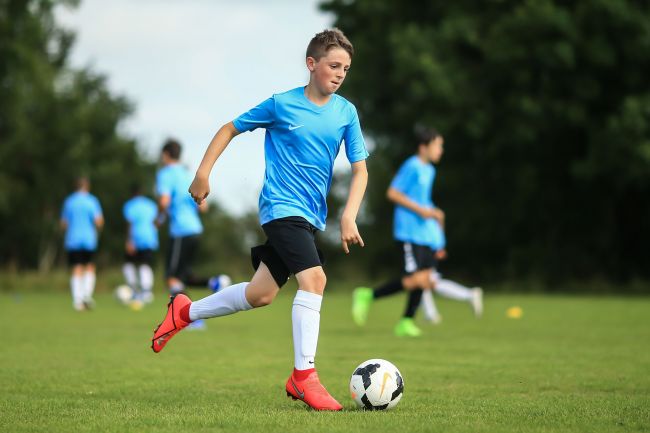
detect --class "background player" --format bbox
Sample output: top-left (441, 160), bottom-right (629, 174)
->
top-left (60, 176), bottom-right (104, 311)
top-left (122, 183), bottom-right (159, 306)
top-left (352, 126), bottom-right (444, 337)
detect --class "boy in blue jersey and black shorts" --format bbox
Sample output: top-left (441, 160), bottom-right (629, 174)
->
top-left (122, 183), bottom-right (159, 305)
top-left (352, 127), bottom-right (445, 337)
top-left (150, 29), bottom-right (368, 411)
top-left (60, 177), bottom-right (104, 311)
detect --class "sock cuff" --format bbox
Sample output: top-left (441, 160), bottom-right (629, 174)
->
top-left (237, 282), bottom-right (253, 310)
top-left (293, 290), bottom-right (322, 312)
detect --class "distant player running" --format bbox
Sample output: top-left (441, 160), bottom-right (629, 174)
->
top-left (352, 126), bottom-right (444, 337)
top-left (60, 177), bottom-right (103, 311)
top-left (122, 184), bottom-right (159, 305)
top-left (151, 29), bottom-right (368, 411)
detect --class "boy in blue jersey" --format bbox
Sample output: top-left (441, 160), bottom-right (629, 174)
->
top-left (157, 139), bottom-right (226, 298)
top-left (122, 184), bottom-right (159, 305)
top-left (151, 29), bottom-right (368, 411)
top-left (352, 127), bottom-right (444, 337)
top-left (60, 177), bottom-right (104, 311)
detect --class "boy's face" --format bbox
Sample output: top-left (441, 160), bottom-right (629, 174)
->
top-left (307, 47), bottom-right (351, 95)
top-left (425, 136), bottom-right (444, 163)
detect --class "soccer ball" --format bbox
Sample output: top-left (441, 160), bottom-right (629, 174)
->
top-left (349, 359), bottom-right (404, 410)
top-left (114, 284), bottom-right (134, 305)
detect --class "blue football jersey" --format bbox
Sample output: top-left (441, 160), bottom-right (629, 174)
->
top-left (233, 86), bottom-right (368, 230)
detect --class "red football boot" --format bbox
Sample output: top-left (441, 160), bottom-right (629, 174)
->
top-left (151, 294), bottom-right (192, 353)
top-left (285, 369), bottom-right (343, 411)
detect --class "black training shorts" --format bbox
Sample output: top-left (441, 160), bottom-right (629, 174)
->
top-left (67, 249), bottom-right (95, 266)
top-left (124, 249), bottom-right (155, 266)
top-left (251, 216), bottom-right (324, 288)
top-left (398, 241), bottom-right (437, 275)
top-left (165, 235), bottom-right (200, 280)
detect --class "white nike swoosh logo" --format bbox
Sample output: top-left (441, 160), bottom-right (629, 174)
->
top-left (288, 125), bottom-right (303, 131)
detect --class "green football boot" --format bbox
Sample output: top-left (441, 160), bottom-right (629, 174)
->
top-left (394, 318), bottom-right (423, 337)
top-left (352, 287), bottom-right (373, 326)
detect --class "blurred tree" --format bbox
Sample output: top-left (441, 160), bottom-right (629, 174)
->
top-left (0, 0), bottom-right (154, 270)
top-left (322, 0), bottom-right (650, 285)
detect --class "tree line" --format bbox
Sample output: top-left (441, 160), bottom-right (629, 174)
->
top-left (2, 0), bottom-right (650, 291)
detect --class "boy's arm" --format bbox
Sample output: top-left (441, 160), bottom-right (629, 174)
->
top-left (341, 160), bottom-right (368, 254)
top-left (94, 215), bottom-right (105, 230)
top-left (189, 122), bottom-right (240, 204)
top-left (386, 187), bottom-right (445, 223)
top-left (125, 223), bottom-right (135, 254)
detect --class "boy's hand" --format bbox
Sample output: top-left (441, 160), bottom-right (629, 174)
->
top-left (189, 174), bottom-right (210, 204)
top-left (341, 215), bottom-right (364, 254)
top-left (435, 248), bottom-right (448, 261)
top-left (420, 206), bottom-right (445, 224)
top-left (125, 240), bottom-right (135, 255)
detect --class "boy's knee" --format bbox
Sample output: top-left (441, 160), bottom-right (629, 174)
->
top-left (250, 292), bottom-right (276, 308)
top-left (299, 268), bottom-right (327, 294)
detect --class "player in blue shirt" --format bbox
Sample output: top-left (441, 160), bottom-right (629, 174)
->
top-left (122, 184), bottom-right (159, 305)
top-left (151, 29), bottom-right (368, 411)
top-left (352, 126), bottom-right (445, 337)
top-left (60, 177), bottom-right (104, 311)
top-left (157, 139), bottom-right (231, 328)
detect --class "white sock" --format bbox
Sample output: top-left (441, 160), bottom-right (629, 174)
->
top-left (421, 290), bottom-right (441, 321)
top-left (292, 290), bottom-right (322, 370)
top-left (436, 279), bottom-right (473, 301)
top-left (189, 282), bottom-right (252, 320)
top-left (138, 264), bottom-right (154, 293)
top-left (83, 271), bottom-right (96, 301)
top-left (71, 275), bottom-right (84, 306)
top-left (122, 263), bottom-right (138, 290)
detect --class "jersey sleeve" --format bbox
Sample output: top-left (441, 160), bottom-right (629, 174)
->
top-left (232, 96), bottom-right (276, 133)
top-left (156, 169), bottom-right (171, 197)
top-left (123, 202), bottom-right (131, 222)
top-left (390, 160), bottom-right (416, 193)
top-left (343, 105), bottom-right (369, 163)
top-left (92, 196), bottom-right (103, 218)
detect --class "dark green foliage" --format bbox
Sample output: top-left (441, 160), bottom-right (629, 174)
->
top-left (0, 0), bottom-right (154, 269)
top-left (321, 0), bottom-right (650, 285)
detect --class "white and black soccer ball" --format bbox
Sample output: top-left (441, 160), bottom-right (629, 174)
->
top-left (114, 284), bottom-right (134, 305)
top-left (349, 359), bottom-right (404, 410)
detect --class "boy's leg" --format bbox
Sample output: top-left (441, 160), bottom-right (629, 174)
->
top-left (395, 268), bottom-right (431, 337)
top-left (286, 266), bottom-right (342, 411)
top-left (122, 258), bottom-right (138, 292)
top-left (352, 279), bottom-right (403, 326)
top-left (70, 263), bottom-right (85, 311)
top-left (421, 289), bottom-right (442, 324)
top-left (82, 261), bottom-right (96, 308)
top-left (151, 263), bottom-right (277, 353)
top-left (138, 263), bottom-right (154, 303)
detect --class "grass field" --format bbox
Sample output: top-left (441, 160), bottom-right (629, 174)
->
top-left (1, 282), bottom-right (649, 433)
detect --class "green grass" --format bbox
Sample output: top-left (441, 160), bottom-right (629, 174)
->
top-left (1, 281), bottom-right (649, 433)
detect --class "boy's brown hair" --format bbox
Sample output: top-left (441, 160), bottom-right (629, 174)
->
top-left (162, 138), bottom-right (182, 160)
top-left (306, 28), bottom-right (354, 60)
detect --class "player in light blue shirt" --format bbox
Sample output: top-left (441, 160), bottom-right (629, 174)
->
top-left (60, 177), bottom-right (104, 311)
top-left (353, 126), bottom-right (445, 337)
top-left (156, 139), bottom-right (228, 304)
top-left (152, 29), bottom-right (368, 411)
top-left (121, 184), bottom-right (159, 305)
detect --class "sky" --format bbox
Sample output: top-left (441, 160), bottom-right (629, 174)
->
top-left (56, 0), bottom-right (341, 215)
